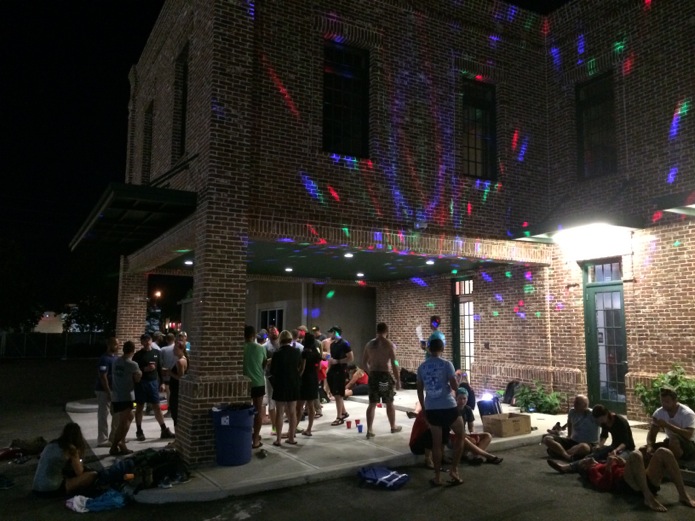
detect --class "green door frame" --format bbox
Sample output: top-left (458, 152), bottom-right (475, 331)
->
top-left (584, 278), bottom-right (627, 414)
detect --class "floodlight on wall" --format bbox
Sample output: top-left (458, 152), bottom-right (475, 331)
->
top-left (513, 215), bottom-right (642, 261)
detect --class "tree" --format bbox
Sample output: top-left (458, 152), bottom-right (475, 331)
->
top-left (0, 236), bottom-right (42, 332)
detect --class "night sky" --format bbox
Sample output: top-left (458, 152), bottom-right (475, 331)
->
top-left (1, 0), bottom-right (165, 312)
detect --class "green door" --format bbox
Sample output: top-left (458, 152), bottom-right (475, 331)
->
top-left (585, 283), bottom-right (627, 413)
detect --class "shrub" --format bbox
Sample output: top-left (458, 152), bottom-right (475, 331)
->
top-left (634, 364), bottom-right (695, 416)
top-left (514, 380), bottom-right (564, 415)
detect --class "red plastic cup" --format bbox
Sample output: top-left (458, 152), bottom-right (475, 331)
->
top-left (346, 420), bottom-right (352, 429)
top-left (377, 403), bottom-right (383, 408)
top-left (355, 419), bottom-right (360, 425)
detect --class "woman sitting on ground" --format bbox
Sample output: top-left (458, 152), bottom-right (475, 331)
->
top-left (33, 422), bottom-right (98, 498)
top-left (344, 364), bottom-right (369, 397)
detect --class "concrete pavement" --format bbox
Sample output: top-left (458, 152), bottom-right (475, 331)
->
top-left (65, 389), bottom-right (662, 504)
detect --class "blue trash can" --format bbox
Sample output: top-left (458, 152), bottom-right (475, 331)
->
top-left (211, 404), bottom-right (255, 466)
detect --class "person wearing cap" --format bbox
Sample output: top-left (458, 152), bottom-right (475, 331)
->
top-left (326, 326), bottom-right (353, 425)
top-left (644, 387), bottom-right (695, 462)
top-left (311, 325), bottom-right (326, 342)
top-left (455, 387), bottom-right (502, 465)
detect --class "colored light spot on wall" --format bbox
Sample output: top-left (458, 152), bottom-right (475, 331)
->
top-left (555, 302), bottom-right (564, 310)
top-left (473, 314), bottom-right (480, 321)
top-left (517, 138), bottom-right (528, 162)
top-left (506, 5), bottom-right (517, 22)
top-left (327, 185), bottom-right (341, 201)
top-left (495, 294), bottom-right (504, 301)
top-left (481, 272), bottom-right (493, 282)
top-left (577, 34), bottom-right (585, 58)
top-left (541, 18), bottom-right (550, 36)
top-left (492, 311), bottom-right (499, 317)
top-left (513, 306), bottom-right (519, 313)
top-left (673, 241), bottom-right (682, 247)
top-left (451, 269), bottom-right (458, 274)
top-left (326, 290), bottom-right (335, 299)
top-left (535, 311), bottom-right (541, 318)
top-left (652, 210), bottom-right (663, 223)
top-left (622, 53), bottom-right (634, 76)
top-left (517, 312), bottom-right (526, 319)
top-left (505, 271), bottom-right (512, 278)
top-left (550, 46), bottom-right (561, 70)
top-left (644, 0), bottom-right (652, 9)
top-left (356, 280), bottom-right (367, 287)
top-left (261, 53), bottom-right (300, 119)
top-left (518, 300), bottom-right (525, 307)
top-left (667, 167), bottom-right (678, 184)
top-left (426, 302), bottom-right (435, 308)
top-left (587, 58), bottom-right (597, 76)
top-left (311, 308), bottom-right (321, 319)
top-left (613, 39), bottom-right (626, 54)
top-left (524, 271), bottom-right (533, 281)
top-left (342, 227), bottom-right (350, 238)
top-left (511, 129), bottom-right (519, 151)
top-left (300, 172), bottom-right (325, 204)
top-left (467, 202), bottom-right (472, 216)
top-left (524, 284), bottom-right (535, 294)
top-left (410, 277), bottom-right (428, 287)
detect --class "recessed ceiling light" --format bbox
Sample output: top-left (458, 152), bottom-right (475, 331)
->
top-left (344, 253), bottom-right (354, 258)
top-left (426, 260), bottom-right (435, 265)
top-left (184, 260), bottom-right (194, 266)
top-left (356, 272), bottom-right (364, 277)
top-left (285, 267), bottom-right (293, 272)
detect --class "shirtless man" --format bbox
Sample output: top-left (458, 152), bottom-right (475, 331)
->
top-left (362, 322), bottom-right (401, 437)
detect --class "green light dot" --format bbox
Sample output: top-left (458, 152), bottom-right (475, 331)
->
top-left (673, 241), bottom-right (681, 247)
top-left (535, 311), bottom-right (541, 318)
top-left (492, 311), bottom-right (499, 317)
top-left (505, 271), bottom-right (512, 278)
top-left (426, 302), bottom-right (435, 308)
top-left (451, 269), bottom-right (458, 274)
top-left (326, 290), bottom-right (335, 299)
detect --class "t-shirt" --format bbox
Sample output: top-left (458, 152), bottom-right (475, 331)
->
top-left (94, 353), bottom-right (118, 392)
top-left (600, 414), bottom-right (635, 451)
top-left (133, 348), bottom-right (161, 382)
top-left (112, 357), bottom-right (141, 402)
top-left (417, 356), bottom-right (456, 410)
top-left (569, 408), bottom-right (600, 443)
top-left (160, 344), bottom-right (177, 370)
top-left (32, 442), bottom-right (67, 492)
top-left (653, 403), bottom-right (695, 441)
top-left (330, 338), bottom-right (352, 362)
top-left (243, 341), bottom-right (267, 388)
top-left (460, 404), bottom-right (475, 425)
top-left (586, 461), bottom-right (625, 492)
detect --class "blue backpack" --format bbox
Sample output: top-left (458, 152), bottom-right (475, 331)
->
top-left (357, 466), bottom-right (410, 490)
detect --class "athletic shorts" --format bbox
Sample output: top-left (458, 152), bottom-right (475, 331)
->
top-left (367, 371), bottom-right (396, 403)
top-left (425, 407), bottom-right (459, 429)
top-left (112, 401), bottom-right (133, 413)
top-left (134, 379), bottom-right (160, 405)
top-left (250, 385), bottom-right (265, 399)
top-left (327, 365), bottom-right (348, 396)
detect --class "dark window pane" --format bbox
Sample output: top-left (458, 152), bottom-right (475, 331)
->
top-left (459, 79), bottom-right (496, 180)
top-left (577, 74), bottom-right (616, 178)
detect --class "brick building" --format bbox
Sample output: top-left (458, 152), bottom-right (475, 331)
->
top-left (73, 0), bottom-right (695, 464)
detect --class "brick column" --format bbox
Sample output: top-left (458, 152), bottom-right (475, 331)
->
top-left (173, 0), bottom-right (253, 465)
top-left (115, 256), bottom-right (148, 345)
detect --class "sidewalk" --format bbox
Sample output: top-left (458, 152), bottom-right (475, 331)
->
top-left (67, 390), bottom-right (653, 504)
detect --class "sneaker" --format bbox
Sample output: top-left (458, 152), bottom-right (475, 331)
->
top-left (157, 477), bottom-right (173, 489)
top-left (160, 428), bottom-right (175, 440)
top-left (136, 431), bottom-right (146, 442)
top-left (171, 472), bottom-right (191, 485)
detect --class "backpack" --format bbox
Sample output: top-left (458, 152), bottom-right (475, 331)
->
top-left (357, 466), bottom-right (410, 490)
top-left (130, 448), bottom-right (190, 490)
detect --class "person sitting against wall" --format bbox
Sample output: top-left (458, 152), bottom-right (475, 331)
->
top-left (455, 387), bottom-right (503, 465)
top-left (32, 423), bottom-right (98, 498)
top-left (344, 364), bottom-right (369, 397)
top-left (643, 387), bottom-right (695, 463)
top-left (543, 394), bottom-right (599, 462)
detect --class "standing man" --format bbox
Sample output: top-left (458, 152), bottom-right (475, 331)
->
top-left (243, 325), bottom-right (267, 449)
top-left (420, 315), bottom-right (445, 359)
top-left (95, 337), bottom-right (120, 447)
top-left (362, 322), bottom-right (401, 437)
top-left (110, 341), bottom-right (141, 456)
top-left (159, 333), bottom-right (177, 406)
top-left (264, 325), bottom-right (280, 433)
top-left (543, 394), bottom-right (599, 462)
top-left (311, 325), bottom-right (326, 342)
top-left (645, 387), bottom-right (695, 462)
top-left (133, 334), bottom-right (175, 441)
top-left (326, 326), bottom-right (353, 426)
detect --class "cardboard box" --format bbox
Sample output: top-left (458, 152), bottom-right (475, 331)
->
top-left (482, 413), bottom-right (532, 438)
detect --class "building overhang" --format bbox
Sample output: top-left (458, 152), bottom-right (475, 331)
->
top-left (511, 213), bottom-right (644, 244)
top-left (69, 183), bottom-right (197, 253)
top-left (652, 189), bottom-right (695, 217)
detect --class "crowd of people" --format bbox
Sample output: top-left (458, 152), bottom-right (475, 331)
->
top-left (29, 318), bottom-right (695, 509)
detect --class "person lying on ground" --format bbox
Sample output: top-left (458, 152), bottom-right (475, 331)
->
top-left (547, 448), bottom-right (695, 512)
top-left (542, 394), bottom-right (599, 462)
